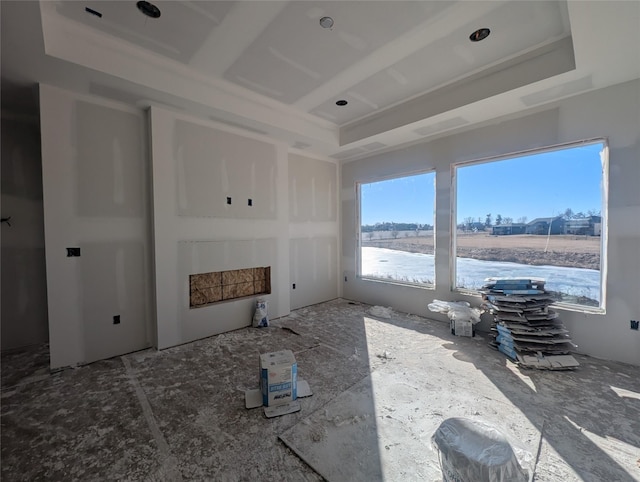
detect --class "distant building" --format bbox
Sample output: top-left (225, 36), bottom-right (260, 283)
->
top-left (564, 216), bottom-right (602, 236)
top-left (461, 222), bottom-right (487, 232)
top-left (593, 218), bottom-right (602, 236)
top-left (492, 223), bottom-right (527, 235)
top-left (526, 216), bottom-right (565, 235)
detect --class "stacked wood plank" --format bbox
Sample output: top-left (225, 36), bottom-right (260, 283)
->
top-left (481, 278), bottom-right (579, 370)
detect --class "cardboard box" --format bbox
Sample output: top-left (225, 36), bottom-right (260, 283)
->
top-left (260, 350), bottom-right (297, 407)
top-left (451, 319), bottom-right (473, 337)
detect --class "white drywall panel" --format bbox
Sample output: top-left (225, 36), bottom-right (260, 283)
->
top-left (178, 239), bottom-right (277, 341)
top-left (290, 237), bottom-right (338, 310)
top-left (76, 101), bottom-right (144, 217)
top-left (341, 80), bottom-right (640, 366)
top-left (175, 119), bottom-right (277, 219)
top-left (39, 84), bottom-right (153, 369)
top-left (1, 115), bottom-right (49, 351)
top-left (288, 153), bottom-right (341, 307)
top-left (81, 241), bottom-right (148, 364)
top-left (150, 106), bottom-right (290, 349)
top-left (289, 154), bottom-right (337, 223)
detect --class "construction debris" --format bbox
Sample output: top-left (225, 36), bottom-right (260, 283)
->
top-left (428, 300), bottom-right (482, 337)
top-left (481, 278), bottom-right (579, 370)
top-left (252, 298), bottom-right (269, 327)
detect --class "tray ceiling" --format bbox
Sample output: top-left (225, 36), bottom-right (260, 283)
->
top-left (2, 1), bottom-right (639, 160)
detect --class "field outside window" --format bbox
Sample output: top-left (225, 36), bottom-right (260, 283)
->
top-left (359, 171), bottom-right (435, 287)
top-left (453, 140), bottom-right (607, 309)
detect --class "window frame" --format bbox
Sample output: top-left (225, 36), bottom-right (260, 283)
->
top-left (356, 169), bottom-right (437, 289)
top-left (451, 138), bottom-right (609, 313)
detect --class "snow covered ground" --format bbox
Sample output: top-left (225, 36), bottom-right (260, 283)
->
top-left (361, 247), bottom-right (600, 302)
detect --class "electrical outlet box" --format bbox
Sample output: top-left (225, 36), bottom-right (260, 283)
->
top-left (67, 247), bottom-right (81, 257)
top-left (631, 320), bottom-right (639, 330)
top-left (113, 315), bottom-right (121, 325)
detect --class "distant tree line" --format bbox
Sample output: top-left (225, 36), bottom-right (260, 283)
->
top-left (362, 208), bottom-right (601, 234)
top-left (561, 208), bottom-right (601, 220)
top-left (457, 208), bottom-right (601, 231)
top-left (361, 222), bottom-right (433, 233)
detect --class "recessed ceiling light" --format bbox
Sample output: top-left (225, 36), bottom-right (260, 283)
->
top-left (336, 100), bottom-right (348, 106)
top-left (319, 16), bottom-right (334, 29)
top-left (469, 28), bottom-right (490, 42)
top-left (137, 1), bottom-right (161, 19)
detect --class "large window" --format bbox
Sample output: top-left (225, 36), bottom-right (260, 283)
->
top-left (454, 140), bottom-right (607, 310)
top-left (359, 171), bottom-right (435, 286)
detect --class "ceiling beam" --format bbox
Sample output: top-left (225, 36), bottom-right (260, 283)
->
top-left (293, 0), bottom-right (508, 112)
top-left (340, 37), bottom-right (576, 145)
top-left (188, 1), bottom-right (289, 77)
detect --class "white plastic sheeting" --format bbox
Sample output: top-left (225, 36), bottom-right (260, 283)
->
top-left (432, 418), bottom-right (532, 482)
top-left (428, 300), bottom-right (482, 324)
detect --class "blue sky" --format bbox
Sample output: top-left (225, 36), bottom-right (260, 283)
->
top-left (360, 142), bottom-right (604, 226)
top-left (361, 172), bottom-right (435, 225)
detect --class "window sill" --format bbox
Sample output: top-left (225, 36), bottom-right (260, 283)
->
top-left (359, 276), bottom-right (435, 290)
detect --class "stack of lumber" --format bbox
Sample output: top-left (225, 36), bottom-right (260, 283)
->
top-left (482, 278), bottom-right (579, 370)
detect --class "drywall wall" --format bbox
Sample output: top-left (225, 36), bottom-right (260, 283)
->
top-left (1, 113), bottom-right (49, 351)
top-left (342, 80), bottom-right (640, 366)
top-left (290, 237), bottom-right (338, 310)
top-left (288, 153), bottom-right (339, 309)
top-left (178, 239), bottom-right (277, 341)
top-left (150, 107), bottom-right (290, 349)
top-left (39, 84), bottom-right (153, 369)
top-left (174, 120), bottom-right (277, 219)
top-left (289, 154), bottom-right (337, 223)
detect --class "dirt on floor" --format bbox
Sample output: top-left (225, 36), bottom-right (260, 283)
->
top-left (362, 233), bottom-right (601, 270)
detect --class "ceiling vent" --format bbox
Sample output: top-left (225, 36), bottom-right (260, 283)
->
top-left (413, 117), bottom-right (469, 137)
top-left (85, 7), bottom-right (102, 18)
top-left (520, 76), bottom-right (593, 106)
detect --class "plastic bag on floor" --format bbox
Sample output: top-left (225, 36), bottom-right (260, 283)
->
top-left (252, 298), bottom-right (269, 327)
top-left (428, 299), bottom-right (471, 314)
top-left (428, 299), bottom-right (482, 324)
top-left (432, 417), bottom-right (532, 482)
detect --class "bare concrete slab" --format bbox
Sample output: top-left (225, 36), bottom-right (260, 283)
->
top-left (2, 299), bottom-right (639, 481)
top-left (279, 324), bottom-right (543, 481)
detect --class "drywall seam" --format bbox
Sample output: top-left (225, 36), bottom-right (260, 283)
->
top-left (122, 356), bottom-right (183, 481)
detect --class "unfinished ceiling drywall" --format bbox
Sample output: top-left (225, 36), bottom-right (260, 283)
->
top-left (1, 1), bottom-right (639, 160)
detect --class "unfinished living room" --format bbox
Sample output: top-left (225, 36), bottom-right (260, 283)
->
top-left (1, 1), bottom-right (639, 481)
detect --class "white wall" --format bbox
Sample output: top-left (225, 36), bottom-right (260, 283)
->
top-left (1, 113), bottom-right (49, 351)
top-left (36, 87), bottom-right (341, 366)
top-left (150, 109), bottom-right (342, 347)
top-left (342, 80), bottom-right (640, 366)
top-left (40, 85), bottom-right (153, 369)
top-left (150, 106), bottom-right (292, 349)
top-left (288, 153), bottom-right (340, 309)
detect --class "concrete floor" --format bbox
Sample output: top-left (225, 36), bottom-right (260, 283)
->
top-left (1, 299), bottom-right (639, 481)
